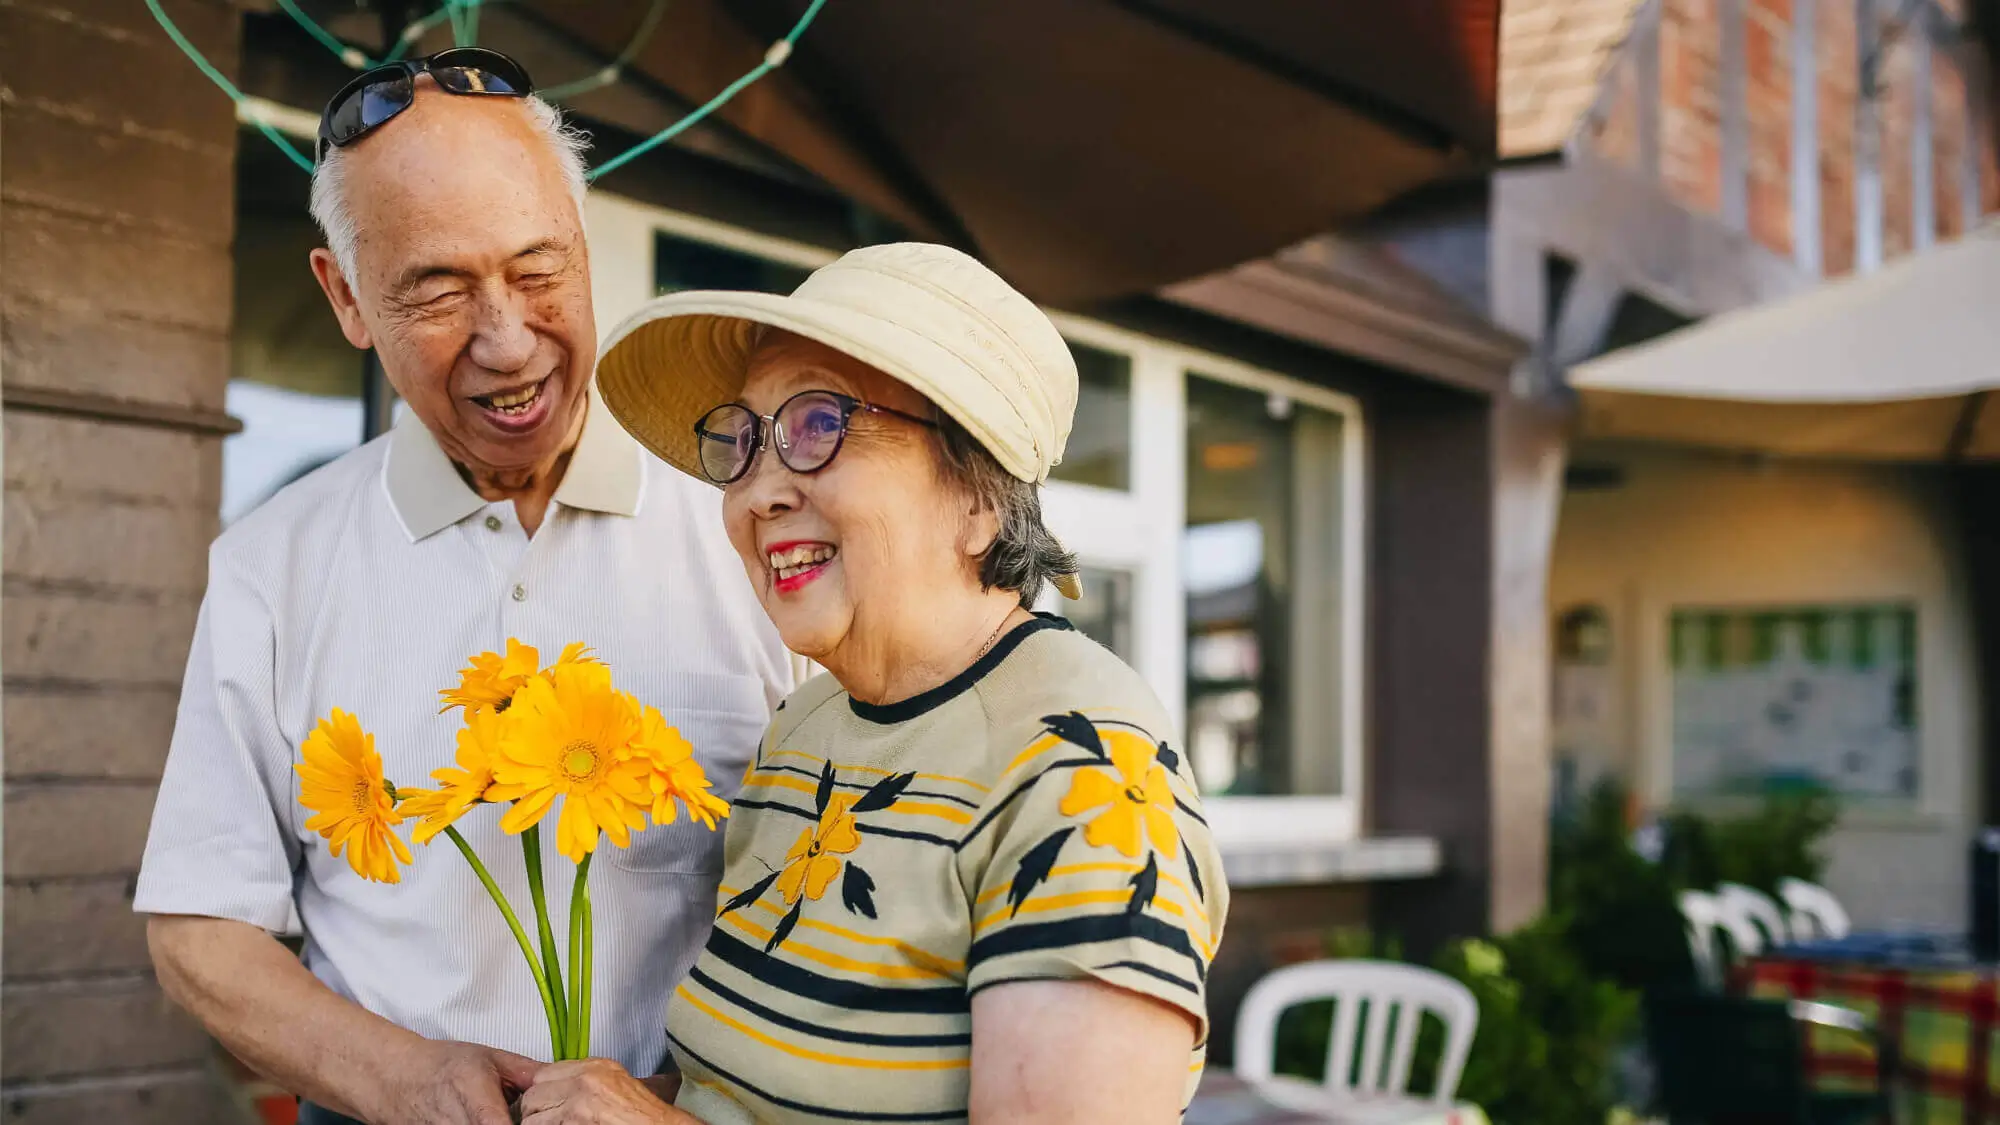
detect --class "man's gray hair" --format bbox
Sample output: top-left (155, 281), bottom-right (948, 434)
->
top-left (933, 418), bottom-right (1080, 608)
top-left (308, 94), bottom-right (591, 283)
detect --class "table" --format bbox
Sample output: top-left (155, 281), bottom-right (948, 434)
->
top-left (1743, 953), bottom-right (2000, 1124)
top-left (1186, 1071), bottom-right (1489, 1125)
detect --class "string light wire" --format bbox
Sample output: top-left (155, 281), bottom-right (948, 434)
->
top-left (587, 0), bottom-right (827, 180)
top-left (145, 0), bottom-right (316, 172)
top-left (146, 0), bottom-right (828, 182)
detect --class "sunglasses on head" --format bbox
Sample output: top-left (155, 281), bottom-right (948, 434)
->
top-left (694, 390), bottom-right (939, 485)
top-left (316, 47), bottom-right (534, 162)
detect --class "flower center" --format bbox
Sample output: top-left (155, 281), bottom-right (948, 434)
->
top-left (350, 780), bottom-right (376, 815)
top-left (808, 840), bottom-right (824, 857)
top-left (1123, 784), bottom-right (1150, 804)
top-left (561, 740), bottom-right (600, 781)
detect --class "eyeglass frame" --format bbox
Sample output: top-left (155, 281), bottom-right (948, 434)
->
top-left (692, 389), bottom-right (940, 485)
top-left (315, 47), bottom-right (535, 163)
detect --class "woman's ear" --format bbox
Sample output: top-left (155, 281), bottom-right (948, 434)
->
top-left (960, 499), bottom-right (1001, 561)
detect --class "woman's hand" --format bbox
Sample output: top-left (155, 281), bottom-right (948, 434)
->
top-left (517, 1059), bottom-right (700, 1124)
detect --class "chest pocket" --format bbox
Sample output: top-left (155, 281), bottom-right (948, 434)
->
top-left (611, 670), bottom-right (772, 875)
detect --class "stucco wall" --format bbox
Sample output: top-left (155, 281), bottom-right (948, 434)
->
top-left (1551, 444), bottom-right (1978, 930)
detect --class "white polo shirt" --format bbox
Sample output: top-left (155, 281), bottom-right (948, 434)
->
top-left (136, 397), bottom-right (791, 1074)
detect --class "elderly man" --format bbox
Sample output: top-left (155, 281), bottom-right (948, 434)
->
top-left (135, 50), bottom-right (790, 1125)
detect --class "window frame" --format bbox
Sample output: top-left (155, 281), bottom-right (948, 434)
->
top-left (586, 194), bottom-right (1370, 850)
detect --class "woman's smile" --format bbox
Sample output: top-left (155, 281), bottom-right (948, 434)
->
top-left (765, 539), bottom-right (838, 594)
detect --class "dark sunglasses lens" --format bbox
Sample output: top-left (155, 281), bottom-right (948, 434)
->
top-left (325, 72), bottom-right (415, 148)
top-left (775, 393), bottom-right (850, 472)
top-left (431, 50), bottom-right (531, 95)
top-left (695, 405), bottom-right (758, 483)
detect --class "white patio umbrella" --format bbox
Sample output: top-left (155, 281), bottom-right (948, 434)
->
top-left (1568, 222), bottom-right (2000, 461)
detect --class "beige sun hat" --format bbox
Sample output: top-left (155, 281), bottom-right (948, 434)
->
top-left (595, 242), bottom-right (1079, 488)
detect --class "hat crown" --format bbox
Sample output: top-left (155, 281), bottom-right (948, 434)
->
top-left (796, 243), bottom-right (1078, 471)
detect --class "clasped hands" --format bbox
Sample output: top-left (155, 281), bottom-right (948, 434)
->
top-left (515, 1058), bottom-right (694, 1125)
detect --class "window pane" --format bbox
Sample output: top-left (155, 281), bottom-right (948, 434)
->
top-left (655, 232), bottom-right (813, 296)
top-left (225, 210), bottom-right (367, 525)
top-left (1049, 342), bottom-right (1131, 490)
top-left (1183, 378), bottom-right (1347, 797)
top-left (1042, 566), bottom-right (1135, 662)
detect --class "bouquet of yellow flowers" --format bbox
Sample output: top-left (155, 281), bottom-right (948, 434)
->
top-left (295, 640), bottom-right (728, 1060)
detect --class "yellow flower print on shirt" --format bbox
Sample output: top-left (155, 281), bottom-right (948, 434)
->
top-left (1058, 728), bottom-right (1181, 862)
top-left (777, 791), bottom-right (863, 904)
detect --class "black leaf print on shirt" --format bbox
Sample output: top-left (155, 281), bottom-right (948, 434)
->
top-left (1155, 741), bottom-right (1181, 773)
top-left (1127, 853), bottom-right (1160, 916)
top-left (1009, 826), bottom-right (1075, 917)
top-left (815, 760), bottom-right (836, 815)
top-left (850, 771), bottom-right (917, 814)
top-left (1041, 712), bottom-right (1107, 760)
top-left (719, 870), bottom-right (781, 919)
top-left (1181, 834), bottom-right (1205, 904)
top-left (841, 863), bottom-right (878, 919)
top-left (767, 899), bottom-right (805, 953)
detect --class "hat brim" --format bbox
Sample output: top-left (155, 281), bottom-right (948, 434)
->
top-left (596, 289), bottom-right (1043, 486)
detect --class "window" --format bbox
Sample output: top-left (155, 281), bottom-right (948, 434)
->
top-left (1184, 378), bottom-right (1350, 797)
top-left (656, 231), bottom-right (812, 296)
top-left (225, 174), bottom-right (369, 525)
top-left (592, 200), bottom-right (1368, 852)
top-left (1050, 342), bottom-right (1132, 491)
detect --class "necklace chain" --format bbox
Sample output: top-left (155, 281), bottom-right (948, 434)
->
top-left (976, 615), bottom-right (1015, 659)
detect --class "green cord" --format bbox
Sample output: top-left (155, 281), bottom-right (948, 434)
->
top-left (144, 0), bottom-right (314, 173)
top-left (445, 0), bottom-right (468, 47)
top-left (540, 0), bottom-right (670, 101)
top-left (277, 0), bottom-right (373, 69)
top-left (587, 0), bottom-right (828, 181)
top-left (444, 826), bottom-right (563, 1059)
top-left (465, 0), bottom-right (481, 47)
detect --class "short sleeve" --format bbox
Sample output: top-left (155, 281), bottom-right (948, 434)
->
top-left (962, 712), bottom-right (1227, 1041)
top-left (133, 546), bottom-right (303, 935)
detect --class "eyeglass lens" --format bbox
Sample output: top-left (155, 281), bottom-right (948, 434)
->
top-left (695, 393), bottom-right (855, 483)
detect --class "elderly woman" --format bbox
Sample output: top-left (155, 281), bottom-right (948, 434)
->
top-left (521, 244), bottom-right (1226, 1124)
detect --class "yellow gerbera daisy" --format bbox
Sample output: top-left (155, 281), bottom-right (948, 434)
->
top-left (487, 662), bottom-right (652, 861)
top-left (295, 709), bottom-right (414, 883)
top-left (1057, 729), bottom-right (1181, 860)
top-left (439, 639), bottom-right (598, 715)
top-left (398, 706), bottom-right (509, 845)
top-left (634, 705), bottom-right (731, 830)
top-left (776, 792), bottom-right (861, 904)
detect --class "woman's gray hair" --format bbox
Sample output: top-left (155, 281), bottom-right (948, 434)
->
top-left (308, 94), bottom-right (591, 283)
top-left (932, 417), bottom-right (1080, 607)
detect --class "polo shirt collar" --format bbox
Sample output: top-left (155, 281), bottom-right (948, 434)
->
top-left (384, 386), bottom-right (644, 542)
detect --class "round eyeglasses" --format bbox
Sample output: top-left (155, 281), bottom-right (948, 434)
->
top-left (693, 390), bottom-right (938, 484)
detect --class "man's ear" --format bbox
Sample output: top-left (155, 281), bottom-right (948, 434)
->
top-left (309, 248), bottom-right (374, 351)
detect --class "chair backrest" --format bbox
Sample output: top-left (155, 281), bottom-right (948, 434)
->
top-left (1777, 877), bottom-right (1853, 942)
top-left (1234, 959), bottom-right (1479, 1105)
top-left (1678, 890), bottom-right (1732, 988)
top-left (1645, 993), bottom-right (1814, 1124)
top-left (1717, 883), bottom-right (1792, 952)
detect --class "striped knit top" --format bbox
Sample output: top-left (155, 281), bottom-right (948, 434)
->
top-left (667, 615), bottom-right (1228, 1123)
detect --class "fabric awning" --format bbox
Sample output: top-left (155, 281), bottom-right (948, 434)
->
top-left (1568, 223), bottom-right (2000, 461)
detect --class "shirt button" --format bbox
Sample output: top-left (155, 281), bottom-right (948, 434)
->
top-left (511, 584), bottom-right (527, 602)
top-left (485, 515), bottom-right (503, 532)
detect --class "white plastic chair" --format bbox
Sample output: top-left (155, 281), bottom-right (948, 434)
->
top-left (1777, 877), bottom-right (1853, 941)
top-left (1717, 883), bottom-right (1792, 952)
top-left (1678, 889), bottom-right (1757, 989)
top-left (1234, 960), bottom-right (1479, 1121)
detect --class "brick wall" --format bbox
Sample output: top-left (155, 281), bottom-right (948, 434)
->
top-left (1, 0), bottom-right (242, 1119)
top-left (1590, 0), bottom-right (1998, 275)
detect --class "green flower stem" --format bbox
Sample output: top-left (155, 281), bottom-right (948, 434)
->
top-left (444, 826), bottom-right (562, 1060)
top-left (580, 881), bottom-right (595, 1059)
top-left (523, 826), bottom-right (568, 1044)
top-left (566, 850), bottom-right (596, 1059)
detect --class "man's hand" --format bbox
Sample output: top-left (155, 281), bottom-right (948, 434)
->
top-left (518, 1058), bottom-right (700, 1124)
top-left (366, 1039), bottom-right (544, 1125)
